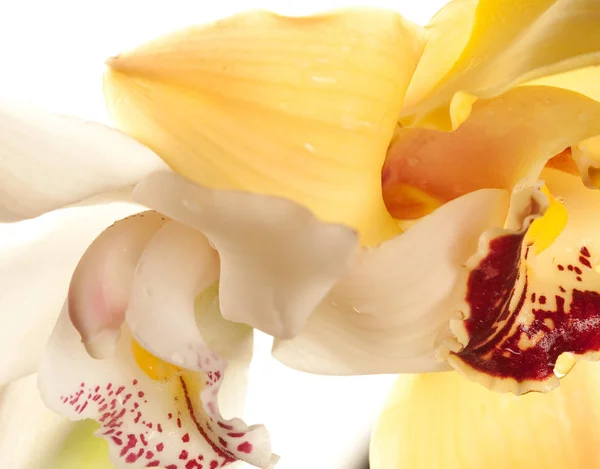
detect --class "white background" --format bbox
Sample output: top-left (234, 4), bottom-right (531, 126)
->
top-left (0, 1), bottom-right (447, 468)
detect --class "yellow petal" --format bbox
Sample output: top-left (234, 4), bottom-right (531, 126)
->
top-left (103, 9), bottom-right (425, 246)
top-left (384, 77), bottom-right (600, 219)
top-left (402, 0), bottom-right (600, 130)
top-left (371, 361), bottom-right (600, 469)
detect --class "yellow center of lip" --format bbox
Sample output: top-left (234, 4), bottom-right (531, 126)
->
top-left (525, 185), bottom-right (568, 255)
top-left (131, 340), bottom-right (181, 381)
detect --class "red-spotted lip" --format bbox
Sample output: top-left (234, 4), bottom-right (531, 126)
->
top-left (439, 183), bottom-right (600, 394)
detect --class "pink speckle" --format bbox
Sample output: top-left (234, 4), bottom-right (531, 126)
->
top-left (156, 443), bottom-right (165, 452)
top-left (179, 450), bottom-right (189, 460)
top-left (182, 433), bottom-right (190, 443)
top-left (237, 442), bottom-right (253, 454)
top-left (145, 451), bottom-right (155, 459)
top-left (146, 461), bottom-right (160, 467)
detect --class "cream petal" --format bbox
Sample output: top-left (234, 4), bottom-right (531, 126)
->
top-left (134, 171), bottom-right (359, 339)
top-left (442, 168), bottom-right (600, 394)
top-left (39, 304), bottom-right (275, 469)
top-left (69, 211), bottom-right (167, 359)
top-left (0, 201), bottom-right (141, 385)
top-left (126, 221), bottom-right (220, 372)
top-left (272, 188), bottom-right (509, 374)
top-left (0, 374), bottom-right (73, 469)
top-left (0, 96), bottom-right (167, 222)
top-left (402, 0), bottom-right (600, 130)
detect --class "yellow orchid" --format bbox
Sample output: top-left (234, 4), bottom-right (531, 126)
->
top-left (2, 1), bottom-right (600, 469)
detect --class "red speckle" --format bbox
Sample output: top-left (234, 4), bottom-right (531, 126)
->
top-left (156, 443), bottom-right (165, 453)
top-left (187, 461), bottom-right (204, 469)
top-left (106, 383), bottom-right (112, 390)
top-left (177, 417), bottom-right (182, 428)
top-left (581, 246), bottom-right (591, 257)
top-left (557, 265), bottom-right (564, 271)
top-left (134, 412), bottom-right (142, 424)
top-left (138, 391), bottom-right (145, 398)
top-left (210, 461), bottom-right (219, 469)
top-left (580, 256), bottom-right (593, 269)
top-left (146, 461), bottom-right (160, 467)
top-left (560, 286), bottom-right (566, 293)
top-left (218, 437), bottom-right (227, 447)
top-left (531, 293), bottom-right (536, 302)
top-left (217, 422), bottom-right (233, 431)
top-left (111, 437), bottom-right (123, 446)
top-left (179, 450), bottom-right (189, 460)
top-left (133, 379), bottom-right (138, 386)
top-left (227, 433), bottom-right (245, 438)
top-left (145, 451), bottom-right (155, 459)
top-left (539, 296), bottom-right (546, 305)
top-left (237, 442), bottom-right (253, 454)
top-left (574, 266), bottom-right (583, 275)
top-left (166, 465), bottom-right (178, 469)
top-left (157, 424), bottom-right (163, 433)
top-left (182, 433), bottom-right (190, 443)
top-left (577, 276), bottom-right (583, 282)
top-left (115, 386), bottom-right (125, 395)
top-left (120, 434), bottom-right (138, 457)
top-left (125, 448), bottom-right (145, 463)
top-left (140, 434), bottom-right (149, 446)
top-left (168, 413), bottom-right (173, 420)
top-left (80, 382), bottom-right (85, 387)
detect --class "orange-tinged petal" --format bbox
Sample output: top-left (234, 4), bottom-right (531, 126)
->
top-left (384, 83), bottom-right (600, 219)
top-left (370, 361), bottom-right (600, 469)
top-left (103, 9), bottom-right (425, 246)
top-left (401, 0), bottom-right (600, 130)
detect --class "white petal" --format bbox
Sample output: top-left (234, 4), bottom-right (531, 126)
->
top-left (272, 189), bottom-right (510, 374)
top-left (69, 211), bottom-right (167, 359)
top-left (40, 301), bottom-right (275, 469)
top-left (0, 374), bottom-right (73, 469)
top-left (126, 221), bottom-right (220, 371)
top-left (0, 96), bottom-right (167, 222)
top-left (134, 171), bottom-right (359, 339)
top-left (0, 201), bottom-right (141, 385)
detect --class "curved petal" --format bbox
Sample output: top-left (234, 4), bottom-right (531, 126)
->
top-left (69, 211), bottom-right (167, 359)
top-left (126, 221), bottom-right (220, 371)
top-left (371, 361), bottom-right (600, 469)
top-left (442, 168), bottom-right (600, 394)
top-left (0, 374), bottom-right (73, 469)
top-left (39, 301), bottom-right (275, 469)
top-left (134, 171), bottom-right (359, 339)
top-left (0, 200), bottom-right (141, 386)
top-left (384, 81), bottom-right (600, 219)
top-left (0, 96), bottom-right (167, 222)
top-left (572, 135), bottom-right (600, 188)
top-left (272, 188), bottom-right (509, 374)
top-left (104, 9), bottom-right (426, 245)
top-left (402, 0), bottom-right (600, 130)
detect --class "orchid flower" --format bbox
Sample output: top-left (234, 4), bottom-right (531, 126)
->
top-left (2, 0), bottom-right (600, 468)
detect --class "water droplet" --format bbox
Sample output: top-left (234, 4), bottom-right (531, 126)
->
top-left (311, 75), bottom-right (336, 84)
top-left (304, 142), bottom-right (316, 153)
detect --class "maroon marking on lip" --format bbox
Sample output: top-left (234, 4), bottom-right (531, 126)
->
top-left (456, 236), bottom-right (600, 383)
top-left (581, 246), bottom-right (591, 257)
top-left (580, 256), bottom-right (593, 269)
top-left (179, 377), bottom-right (237, 464)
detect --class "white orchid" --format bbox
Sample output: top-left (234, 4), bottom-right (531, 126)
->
top-left (3, 0), bottom-right (600, 469)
